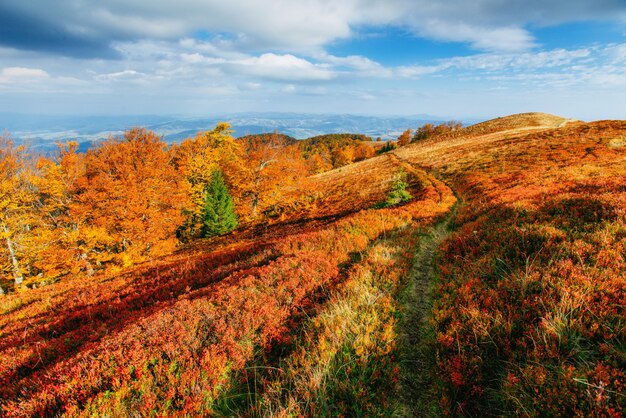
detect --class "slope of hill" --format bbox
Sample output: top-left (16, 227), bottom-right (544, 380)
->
top-left (460, 112), bottom-right (574, 135)
top-left (394, 116), bottom-right (626, 416)
top-left (0, 141), bottom-right (456, 416)
top-left (1, 113), bottom-right (624, 416)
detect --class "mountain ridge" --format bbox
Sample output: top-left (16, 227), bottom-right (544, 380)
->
top-left (1, 112), bottom-right (467, 152)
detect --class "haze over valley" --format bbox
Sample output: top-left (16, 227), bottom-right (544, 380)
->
top-left (1, 112), bottom-right (461, 152)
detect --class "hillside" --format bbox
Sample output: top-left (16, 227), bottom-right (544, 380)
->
top-left (238, 132), bottom-right (298, 146)
top-left (394, 115), bottom-right (626, 415)
top-left (459, 112), bottom-right (574, 135)
top-left (1, 114), bottom-right (625, 416)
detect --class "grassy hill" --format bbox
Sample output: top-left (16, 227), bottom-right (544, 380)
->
top-left (394, 114), bottom-right (625, 415)
top-left (1, 113), bottom-right (624, 416)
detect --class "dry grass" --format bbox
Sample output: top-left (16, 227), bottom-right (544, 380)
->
top-left (608, 136), bottom-right (626, 149)
top-left (394, 116), bottom-right (626, 415)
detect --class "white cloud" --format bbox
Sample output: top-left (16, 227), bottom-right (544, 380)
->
top-left (443, 48), bottom-right (593, 72)
top-left (8, 0), bottom-right (626, 57)
top-left (228, 53), bottom-right (336, 81)
top-left (2, 1), bottom-right (626, 120)
top-left (0, 67), bottom-right (49, 82)
top-left (396, 65), bottom-right (442, 78)
top-left (90, 8), bottom-right (186, 39)
top-left (239, 82), bottom-right (262, 91)
top-left (95, 69), bottom-right (145, 81)
top-left (415, 20), bottom-right (535, 51)
top-left (0, 67), bottom-right (87, 94)
top-left (315, 53), bottom-right (393, 77)
top-left (606, 43), bottom-right (626, 61)
top-left (108, 41), bottom-right (334, 82)
top-left (395, 46), bottom-right (596, 79)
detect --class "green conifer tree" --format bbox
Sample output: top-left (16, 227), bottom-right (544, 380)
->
top-left (201, 170), bottom-right (238, 237)
top-left (385, 169), bottom-right (412, 206)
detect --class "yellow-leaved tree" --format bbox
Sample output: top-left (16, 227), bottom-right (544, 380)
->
top-left (32, 142), bottom-right (89, 279)
top-left (173, 122), bottom-right (243, 240)
top-left (0, 137), bottom-right (35, 292)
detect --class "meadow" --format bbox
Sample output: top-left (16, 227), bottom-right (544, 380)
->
top-left (1, 113), bottom-right (624, 416)
top-left (395, 115), bottom-right (626, 416)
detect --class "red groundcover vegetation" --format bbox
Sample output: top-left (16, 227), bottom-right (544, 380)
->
top-left (397, 118), bottom-right (626, 415)
top-left (0, 140), bottom-right (454, 415)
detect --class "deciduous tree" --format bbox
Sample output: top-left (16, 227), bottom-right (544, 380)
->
top-left (238, 132), bottom-right (308, 220)
top-left (0, 137), bottom-right (33, 289)
top-left (397, 129), bottom-right (412, 146)
top-left (79, 128), bottom-right (185, 266)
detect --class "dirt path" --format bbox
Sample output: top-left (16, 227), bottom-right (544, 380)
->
top-left (395, 200), bottom-right (459, 417)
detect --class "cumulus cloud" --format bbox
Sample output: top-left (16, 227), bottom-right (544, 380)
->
top-left (0, 66), bottom-right (88, 94)
top-left (228, 53), bottom-right (336, 81)
top-left (1, 2), bottom-right (625, 118)
top-left (2, 0), bottom-right (626, 57)
top-left (415, 20), bottom-right (536, 51)
top-left (92, 43), bottom-right (336, 83)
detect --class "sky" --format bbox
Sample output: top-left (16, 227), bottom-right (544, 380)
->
top-left (0, 0), bottom-right (626, 120)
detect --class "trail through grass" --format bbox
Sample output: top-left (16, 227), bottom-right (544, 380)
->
top-left (395, 200), bottom-right (459, 417)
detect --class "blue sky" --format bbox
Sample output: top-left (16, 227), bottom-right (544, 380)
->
top-left (0, 0), bottom-right (625, 120)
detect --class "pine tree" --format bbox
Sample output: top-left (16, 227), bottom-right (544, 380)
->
top-left (201, 170), bottom-right (238, 237)
top-left (385, 172), bottom-right (412, 206)
top-left (374, 169), bottom-right (413, 208)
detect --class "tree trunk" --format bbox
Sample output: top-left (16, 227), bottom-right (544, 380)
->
top-left (251, 193), bottom-right (259, 219)
top-left (0, 283), bottom-right (4, 295)
top-left (2, 224), bottom-right (23, 285)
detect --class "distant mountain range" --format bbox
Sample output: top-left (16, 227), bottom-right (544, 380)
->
top-left (0, 112), bottom-right (479, 153)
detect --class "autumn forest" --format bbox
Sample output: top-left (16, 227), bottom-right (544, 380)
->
top-left (0, 125), bottom-right (381, 291)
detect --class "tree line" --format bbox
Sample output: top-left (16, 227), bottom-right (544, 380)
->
top-left (0, 124), bottom-right (377, 292)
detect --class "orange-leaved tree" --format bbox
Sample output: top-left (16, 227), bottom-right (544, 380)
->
top-left (238, 132), bottom-right (309, 221)
top-left (397, 129), bottom-right (412, 146)
top-left (32, 142), bottom-right (89, 279)
top-left (173, 122), bottom-right (242, 239)
top-left (78, 128), bottom-right (185, 267)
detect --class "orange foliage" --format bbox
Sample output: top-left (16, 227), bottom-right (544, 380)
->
top-left (3, 112), bottom-right (623, 416)
top-left (237, 132), bottom-right (309, 220)
top-left (78, 128), bottom-right (186, 266)
top-left (395, 117), bottom-right (626, 415)
top-left (30, 142), bottom-right (87, 280)
top-left (397, 129), bottom-right (412, 146)
top-left (299, 133), bottom-right (376, 173)
top-left (0, 158), bottom-right (454, 416)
